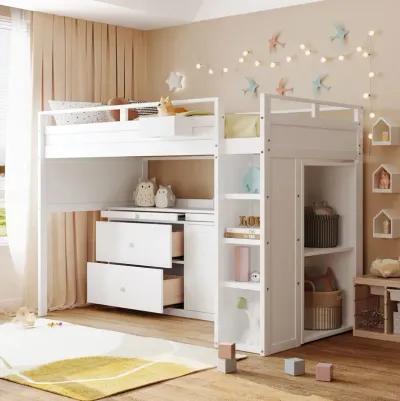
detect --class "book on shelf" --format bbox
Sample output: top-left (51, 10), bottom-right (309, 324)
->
top-left (224, 227), bottom-right (260, 240)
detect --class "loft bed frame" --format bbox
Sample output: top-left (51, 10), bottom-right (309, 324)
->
top-left (37, 94), bottom-right (363, 355)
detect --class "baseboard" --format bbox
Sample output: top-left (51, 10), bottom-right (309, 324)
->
top-left (0, 297), bottom-right (22, 313)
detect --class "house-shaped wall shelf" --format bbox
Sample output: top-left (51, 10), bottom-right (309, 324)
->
top-left (373, 209), bottom-right (400, 239)
top-left (371, 117), bottom-right (400, 146)
top-left (372, 164), bottom-right (400, 193)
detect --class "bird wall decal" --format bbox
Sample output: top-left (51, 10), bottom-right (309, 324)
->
top-left (312, 75), bottom-right (331, 95)
top-left (330, 24), bottom-right (349, 42)
top-left (276, 78), bottom-right (294, 96)
top-left (242, 78), bottom-right (259, 96)
top-left (268, 33), bottom-right (285, 51)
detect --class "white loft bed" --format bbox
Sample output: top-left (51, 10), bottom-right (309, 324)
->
top-left (38, 94), bottom-right (363, 355)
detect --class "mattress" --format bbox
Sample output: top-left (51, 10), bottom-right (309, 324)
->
top-left (225, 114), bottom-right (259, 138)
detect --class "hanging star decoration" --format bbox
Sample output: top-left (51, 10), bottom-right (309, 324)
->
top-left (165, 72), bottom-right (184, 92)
top-left (268, 33), bottom-right (285, 51)
top-left (330, 24), bottom-right (349, 42)
top-left (242, 78), bottom-right (259, 96)
top-left (276, 78), bottom-right (293, 96)
top-left (312, 75), bottom-right (331, 95)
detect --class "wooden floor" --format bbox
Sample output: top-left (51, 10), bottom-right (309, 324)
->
top-left (1, 306), bottom-right (400, 401)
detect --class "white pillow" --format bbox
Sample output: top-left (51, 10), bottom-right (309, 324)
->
top-left (48, 100), bottom-right (111, 125)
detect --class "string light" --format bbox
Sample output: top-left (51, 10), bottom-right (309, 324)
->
top-left (369, 112), bottom-right (376, 119)
top-left (269, 61), bottom-right (277, 68)
top-left (362, 51), bottom-right (371, 58)
top-left (356, 46), bottom-right (363, 53)
top-left (320, 56), bottom-right (327, 63)
top-left (222, 67), bottom-right (229, 73)
top-left (368, 132), bottom-right (373, 139)
top-left (286, 56), bottom-right (292, 63)
top-left (363, 92), bottom-right (371, 99)
top-left (208, 68), bottom-right (214, 75)
top-left (238, 57), bottom-right (244, 63)
top-left (338, 55), bottom-right (345, 61)
top-left (368, 71), bottom-right (375, 78)
top-left (305, 49), bottom-right (311, 56)
top-left (195, 63), bottom-right (202, 69)
top-left (254, 60), bottom-right (261, 67)
top-left (242, 50), bottom-right (250, 57)
top-left (368, 30), bottom-right (375, 37)
top-left (299, 44), bottom-right (306, 50)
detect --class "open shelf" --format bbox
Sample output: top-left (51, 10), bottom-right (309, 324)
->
top-left (373, 209), bottom-right (400, 239)
top-left (304, 246), bottom-right (353, 257)
top-left (371, 117), bottom-right (400, 146)
top-left (372, 164), bottom-right (400, 193)
top-left (224, 137), bottom-right (261, 155)
top-left (303, 326), bottom-right (352, 343)
top-left (224, 238), bottom-right (260, 246)
top-left (224, 193), bottom-right (260, 200)
top-left (223, 280), bottom-right (260, 291)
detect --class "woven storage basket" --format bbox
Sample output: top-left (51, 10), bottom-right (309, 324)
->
top-left (305, 213), bottom-right (339, 248)
top-left (304, 281), bottom-right (342, 330)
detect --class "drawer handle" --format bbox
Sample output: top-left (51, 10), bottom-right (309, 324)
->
top-left (128, 242), bottom-right (135, 248)
top-left (120, 287), bottom-right (126, 293)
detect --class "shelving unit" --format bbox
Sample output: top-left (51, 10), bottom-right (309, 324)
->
top-left (224, 238), bottom-right (260, 246)
top-left (224, 193), bottom-right (261, 200)
top-left (372, 164), bottom-right (400, 193)
top-left (373, 209), bottom-right (400, 239)
top-left (304, 246), bottom-right (353, 257)
top-left (223, 281), bottom-right (260, 291)
top-left (371, 117), bottom-right (400, 146)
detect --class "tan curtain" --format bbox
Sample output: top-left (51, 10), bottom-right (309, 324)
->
top-left (31, 12), bottom-right (147, 310)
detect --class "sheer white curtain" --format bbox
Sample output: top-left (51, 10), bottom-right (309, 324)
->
top-left (5, 9), bottom-right (35, 309)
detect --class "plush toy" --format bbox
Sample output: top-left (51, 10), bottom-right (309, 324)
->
top-left (155, 185), bottom-right (176, 208)
top-left (313, 201), bottom-right (336, 216)
top-left (12, 307), bottom-right (36, 328)
top-left (250, 271), bottom-right (260, 282)
top-left (378, 169), bottom-right (390, 189)
top-left (133, 178), bottom-right (157, 207)
top-left (371, 258), bottom-right (400, 278)
top-left (243, 166), bottom-right (260, 193)
top-left (157, 96), bottom-right (186, 116)
top-left (107, 97), bottom-right (138, 121)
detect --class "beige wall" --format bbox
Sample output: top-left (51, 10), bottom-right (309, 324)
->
top-left (144, 0), bottom-right (400, 270)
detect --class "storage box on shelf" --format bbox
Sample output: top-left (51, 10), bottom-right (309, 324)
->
top-left (373, 209), bottom-right (400, 239)
top-left (354, 275), bottom-right (400, 342)
top-left (372, 164), bottom-right (400, 193)
top-left (371, 117), bottom-right (400, 146)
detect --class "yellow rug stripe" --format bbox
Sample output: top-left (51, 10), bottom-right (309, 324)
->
top-left (6, 356), bottom-right (195, 401)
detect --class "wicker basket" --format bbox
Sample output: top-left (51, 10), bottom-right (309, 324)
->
top-left (304, 213), bottom-right (339, 248)
top-left (304, 281), bottom-right (342, 330)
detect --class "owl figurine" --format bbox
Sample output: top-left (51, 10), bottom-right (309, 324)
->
top-left (134, 177), bottom-right (157, 207)
top-left (155, 185), bottom-right (176, 208)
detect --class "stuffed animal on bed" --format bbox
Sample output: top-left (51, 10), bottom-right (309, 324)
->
top-left (155, 185), bottom-right (176, 208)
top-left (157, 97), bottom-right (187, 116)
top-left (133, 178), bottom-right (157, 207)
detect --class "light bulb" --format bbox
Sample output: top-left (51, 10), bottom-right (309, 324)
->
top-left (195, 63), bottom-right (202, 69)
top-left (208, 68), bottom-right (214, 75)
top-left (305, 49), bottom-right (311, 56)
top-left (254, 60), bottom-right (261, 67)
top-left (300, 44), bottom-right (306, 50)
top-left (239, 57), bottom-right (244, 63)
top-left (369, 112), bottom-right (376, 119)
top-left (270, 61), bottom-right (277, 68)
top-left (356, 46), bottom-right (363, 53)
top-left (368, 71), bottom-right (375, 78)
top-left (338, 55), bottom-right (345, 61)
top-left (242, 50), bottom-right (249, 57)
top-left (320, 56), bottom-right (327, 63)
top-left (362, 51), bottom-right (370, 58)
top-left (222, 67), bottom-right (229, 73)
top-left (368, 30), bottom-right (375, 37)
top-left (368, 132), bottom-right (373, 140)
top-left (363, 92), bottom-right (371, 99)
top-left (286, 56), bottom-right (292, 63)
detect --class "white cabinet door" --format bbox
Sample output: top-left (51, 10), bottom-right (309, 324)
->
top-left (184, 222), bottom-right (216, 315)
top-left (96, 221), bottom-right (173, 268)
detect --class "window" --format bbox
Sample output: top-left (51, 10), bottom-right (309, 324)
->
top-left (0, 15), bottom-right (10, 239)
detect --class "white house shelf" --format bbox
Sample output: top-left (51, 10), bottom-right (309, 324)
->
top-left (373, 209), bottom-right (400, 239)
top-left (372, 164), bottom-right (400, 193)
top-left (371, 117), bottom-right (400, 146)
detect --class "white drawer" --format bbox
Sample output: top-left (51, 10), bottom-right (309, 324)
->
top-left (96, 221), bottom-right (183, 268)
top-left (87, 262), bottom-right (183, 313)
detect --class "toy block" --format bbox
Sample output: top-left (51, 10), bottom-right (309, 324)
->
top-left (218, 342), bottom-right (236, 359)
top-left (284, 358), bottom-right (305, 376)
top-left (217, 357), bottom-right (237, 374)
top-left (316, 362), bottom-right (333, 382)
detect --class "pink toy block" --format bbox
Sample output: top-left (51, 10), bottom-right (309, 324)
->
top-left (218, 342), bottom-right (236, 359)
top-left (315, 362), bottom-right (333, 382)
top-left (234, 246), bottom-right (250, 282)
